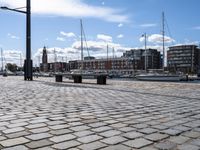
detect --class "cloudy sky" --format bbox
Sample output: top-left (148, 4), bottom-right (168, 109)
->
top-left (0, 0), bottom-right (200, 66)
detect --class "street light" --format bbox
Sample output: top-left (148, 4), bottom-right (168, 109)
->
top-left (1, 0), bottom-right (33, 80)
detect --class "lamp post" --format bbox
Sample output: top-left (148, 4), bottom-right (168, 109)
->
top-left (1, 0), bottom-right (33, 80)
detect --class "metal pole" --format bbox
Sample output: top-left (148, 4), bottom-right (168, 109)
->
top-left (162, 12), bottom-right (165, 70)
top-left (24, 0), bottom-right (33, 80)
top-left (1, 48), bottom-right (3, 71)
top-left (144, 33), bottom-right (147, 72)
top-left (107, 44), bottom-right (109, 71)
top-left (80, 19), bottom-right (83, 71)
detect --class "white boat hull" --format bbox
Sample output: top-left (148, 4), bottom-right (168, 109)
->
top-left (136, 75), bottom-right (182, 81)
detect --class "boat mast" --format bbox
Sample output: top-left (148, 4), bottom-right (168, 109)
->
top-left (107, 44), bottom-right (109, 72)
top-left (80, 19), bottom-right (83, 71)
top-left (144, 33), bottom-right (147, 72)
top-left (162, 12), bottom-right (165, 70)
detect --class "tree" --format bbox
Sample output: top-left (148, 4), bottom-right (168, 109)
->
top-left (6, 63), bottom-right (18, 72)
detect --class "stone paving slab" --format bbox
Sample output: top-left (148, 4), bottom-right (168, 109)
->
top-left (0, 76), bottom-right (200, 149)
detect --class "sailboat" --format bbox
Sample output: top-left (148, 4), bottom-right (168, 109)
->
top-left (136, 12), bottom-right (184, 81)
top-left (70, 19), bottom-right (104, 79)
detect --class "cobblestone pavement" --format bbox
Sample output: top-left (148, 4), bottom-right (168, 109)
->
top-left (0, 76), bottom-right (200, 150)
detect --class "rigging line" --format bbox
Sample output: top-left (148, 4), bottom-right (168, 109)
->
top-left (165, 17), bottom-right (175, 45)
top-left (82, 24), bottom-right (90, 58)
top-left (13, 6), bottom-right (26, 10)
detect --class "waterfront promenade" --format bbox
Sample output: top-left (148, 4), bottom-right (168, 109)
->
top-left (0, 76), bottom-right (200, 150)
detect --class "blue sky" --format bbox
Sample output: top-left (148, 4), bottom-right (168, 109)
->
top-left (0, 0), bottom-right (200, 66)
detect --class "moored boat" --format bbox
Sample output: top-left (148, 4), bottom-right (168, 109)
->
top-left (135, 73), bottom-right (183, 81)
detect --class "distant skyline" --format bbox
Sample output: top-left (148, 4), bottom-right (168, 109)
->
top-left (0, 0), bottom-right (200, 66)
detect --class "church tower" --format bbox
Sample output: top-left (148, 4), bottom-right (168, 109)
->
top-left (42, 46), bottom-right (48, 72)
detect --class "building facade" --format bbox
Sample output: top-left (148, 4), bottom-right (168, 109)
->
top-left (167, 45), bottom-right (200, 74)
top-left (40, 46), bottom-right (69, 72)
top-left (122, 48), bottom-right (161, 70)
top-left (68, 48), bottom-right (161, 75)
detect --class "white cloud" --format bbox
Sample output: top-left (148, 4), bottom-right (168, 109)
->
top-left (33, 39), bottom-right (131, 63)
top-left (60, 31), bottom-right (76, 38)
top-left (97, 34), bottom-right (113, 42)
top-left (1, 50), bottom-right (23, 66)
top-left (148, 34), bottom-right (175, 43)
top-left (118, 23), bottom-right (123, 27)
top-left (1, 0), bottom-right (129, 23)
top-left (140, 24), bottom-right (157, 28)
top-left (117, 34), bottom-right (124, 38)
top-left (140, 34), bottom-right (175, 43)
top-left (33, 46), bottom-right (80, 63)
top-left (71, 40), bottom-right (131, 57)
top-left (56, 37), bottom-right (66, 42)
top-left (7, 33), bottom-right (20, 40)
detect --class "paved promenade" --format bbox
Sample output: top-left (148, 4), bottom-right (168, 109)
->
top-left (0, 76), bottom-right (200, 150)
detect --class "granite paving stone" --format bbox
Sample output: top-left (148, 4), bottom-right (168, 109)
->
top-left (78, 141), bottom-right (107, 150)
top-left (145, 133), bottom-right (169, 142)
top-left (99, 130), bottom-right (121, 137)
top-left (26, 139), bottom-right (53, 149)
top-left (70, 125), bottom-right (91, 132)
top-left (25, 123), bottom-right (47, 129)
top-left (0, 137), bottom-right (30, 147)
top-left (139, 128), bottom-right (158, 134)
top-left (49, 134), bottom-right (76, 143)
top-left (123, 138), bottom-right (153, 148)
top-left (50, 128), bottom-right (73, 135)
top-left (118, 127), bottom-right (136, 132)
top-left (189, 139), bottom-right (200, 146)
top-left (168, 135), bottom-right (190, 144)
top-left (154, 141), bottom-right (177, 150)
top-left (88, 122), bottom-right (108, 128)
top-left (2, 145), bottom-right (29, 150)
top-left (77, 135), bottom-right (103, 143)
top-left (100, 145), bottom-right (131, 150)
top-left (123, 131), bottom-right (144, 139)
top-left (161, 128), bottom-right (183, 136)
top-left (49, 124), bottom-right (69, 130)
top-left (35, 147), bottom-right (54, 150)
top-left (182, 131), bottom-right (200, 138)
top-left (1, 77), bottom-right (200, 149)
top-left (52, 140), bottom-right (81, 149)
top-left (6, 131), bottom-right (30, 138)
top-left (6, 122), bottom-right (28, 128)
top-left (2, 127), bottom-right (25, 134)
top-left (73, 130), bottom-right (94, 137)
top-left (177, 144), bottom-right (199, 150)
top-left (0, 136), bottom-right (7, 141)
top-left (101, 136), bottom-right (127, 144)
top-left (25, 133), bottom-right (52, 140)
top-left (30, 127), bottom-right (50, 133)
top-left (91, 126), bottom-right (112, 132)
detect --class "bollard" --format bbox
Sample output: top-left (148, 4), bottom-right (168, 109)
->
top-left (73, 75), bottom-right (82, 83)
top-left (3, 73), bottom-right (7, 77)
top-left (55, 75), bottom-right (63, 82)
top-left (97, 75), bottom-right (107, 85)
